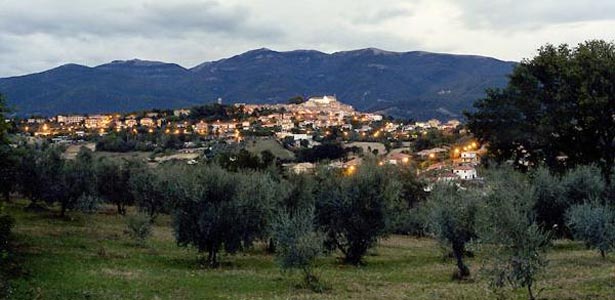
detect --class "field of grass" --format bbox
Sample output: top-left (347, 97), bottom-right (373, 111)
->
top-left (5, 200), bottom-right (614, 300)
top-left (244, 138), bottom-right (295, 160)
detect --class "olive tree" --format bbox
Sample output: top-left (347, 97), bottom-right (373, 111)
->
top-left (172, 165), bottom-right (280, 267)
top-left (566, 202), bottom-right (615, 258)
top-left (479, 168), bottom-right (551, 300)
top-left (427, 184), bottom-right (480, 279)
top-left (315, 163), bottom-right (402, 265)
top-left (273, 207), bottom-right (324, 291)
top-left (96, 159), bottom-right (140, 215)
top-left (61, 147), bottom-right (99, 216)
top-left (130, 167), bottom-right (169, 222)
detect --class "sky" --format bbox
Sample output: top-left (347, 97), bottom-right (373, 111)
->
top-left (1, 0), bottom-right (614, 77)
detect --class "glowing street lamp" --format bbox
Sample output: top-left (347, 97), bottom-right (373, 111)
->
top-left (347, 165), bottom-right (356, 175)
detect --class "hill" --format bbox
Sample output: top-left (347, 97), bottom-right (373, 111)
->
top-left (0, 48), bottom-right (516, 119)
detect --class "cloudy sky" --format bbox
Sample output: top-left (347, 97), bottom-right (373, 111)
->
top-left (1, 0), bottom-right (614, 77)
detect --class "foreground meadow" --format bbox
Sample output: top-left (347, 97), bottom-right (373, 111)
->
top-left (5, 201), bottom-right (614, 300)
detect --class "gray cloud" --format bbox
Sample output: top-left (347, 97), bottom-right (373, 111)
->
top-left (0, 0), bottom-right (281, 39)
top-left (352, 7), bottom-right (414, 25)
top-left (453, 0), bottom-right (615, 29)
top-left (0, 0), bottom-right (613, 77)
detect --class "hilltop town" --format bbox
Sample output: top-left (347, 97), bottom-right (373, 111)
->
top-left (9, 95), bottom-right (482, 183)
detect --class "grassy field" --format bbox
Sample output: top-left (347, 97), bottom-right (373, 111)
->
top-left (5, 200), bottom-right (614, 300)
top-left (244, 138), bottom-right (295, 160)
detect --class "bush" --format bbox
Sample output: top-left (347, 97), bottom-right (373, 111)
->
top-left (566, 202), bottom-right (615, 258)
top-left (125, 213), bottom-right (152, 245)
top-left (273, 208), bottom-right (325, 292)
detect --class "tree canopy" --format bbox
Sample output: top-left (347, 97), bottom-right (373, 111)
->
top-left (466, 40), bottom-right (614, 179)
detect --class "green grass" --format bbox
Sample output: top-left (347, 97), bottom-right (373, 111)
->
top-left (244, 138), bottom-right (295, 160)
top-left (6, 200), bottom-right (614, 300)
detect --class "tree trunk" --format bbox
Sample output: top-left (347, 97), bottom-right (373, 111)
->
top-left (600, 249), bottom-right (606, 259)
top-left (209, 249), bottom-right (218, 268)
top-left (60, 203), bottom-right (67, 218)
top-left (453, 243), bottom-right (470, 278)
top-left (116, 203), bottom-right (126, 215)
top-left (527, 282), bottom-right (535, 300)
top-left (267, 238), bottom-right (276, 254)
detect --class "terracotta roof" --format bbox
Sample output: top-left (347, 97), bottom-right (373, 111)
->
top-left (454, 165), bottom-right (475, 171)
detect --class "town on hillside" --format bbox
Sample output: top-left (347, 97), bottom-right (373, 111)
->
top-left (7, 95), bottom-right (483, 184)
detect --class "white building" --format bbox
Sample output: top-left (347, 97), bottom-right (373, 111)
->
top-left (140, 118), bottom-right (155, 127)
top-left (57, 115), bottom-right (85, 124)
top-left (461, 151), bottom-right (478, 163)
top-left (453, 165), bottom-right (477, 180)
top-left (173, 109), bottom-right (191, 117)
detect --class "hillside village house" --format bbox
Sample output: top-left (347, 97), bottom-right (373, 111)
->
top-left (287, 162), bottom-right (315, 174)
top-left (56, 115), bottom-right (85, 124)
top-left (124, 119), bottom-right (138, 128)
top-left (437, 172), bottom-right (459, 182)
top-left (387, 153), bottom-right (411, 165)
top-left (453, 165), bottom-right (477, 180)
top-left (27, 118), bottom-right (47, 124)
top-left (416, 147), bottom-right (448, 158)
top-left (139, 117), bottom-right (155, 127)
top-left (211, 121), bottom-right (236, 133)
top-left (173, 109), bottom-right (191, 117)
top-left (194, 121), bottom-right (208, 134)
top-left (461, 151), bottom-right (478, 163)
top-left (84, 115), bottom-right (111, 129)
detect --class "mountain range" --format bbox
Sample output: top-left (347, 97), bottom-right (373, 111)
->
top-left (0, 48), bottom-right (516, 120)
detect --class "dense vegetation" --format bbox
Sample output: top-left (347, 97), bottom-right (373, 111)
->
top-left (466, 40), bottom-right (615, 178)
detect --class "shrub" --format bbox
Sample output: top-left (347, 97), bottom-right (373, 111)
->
top-left (566, 202), bottom-right (615, 258)
top-left (125, 213), bottom-right (152, 245)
